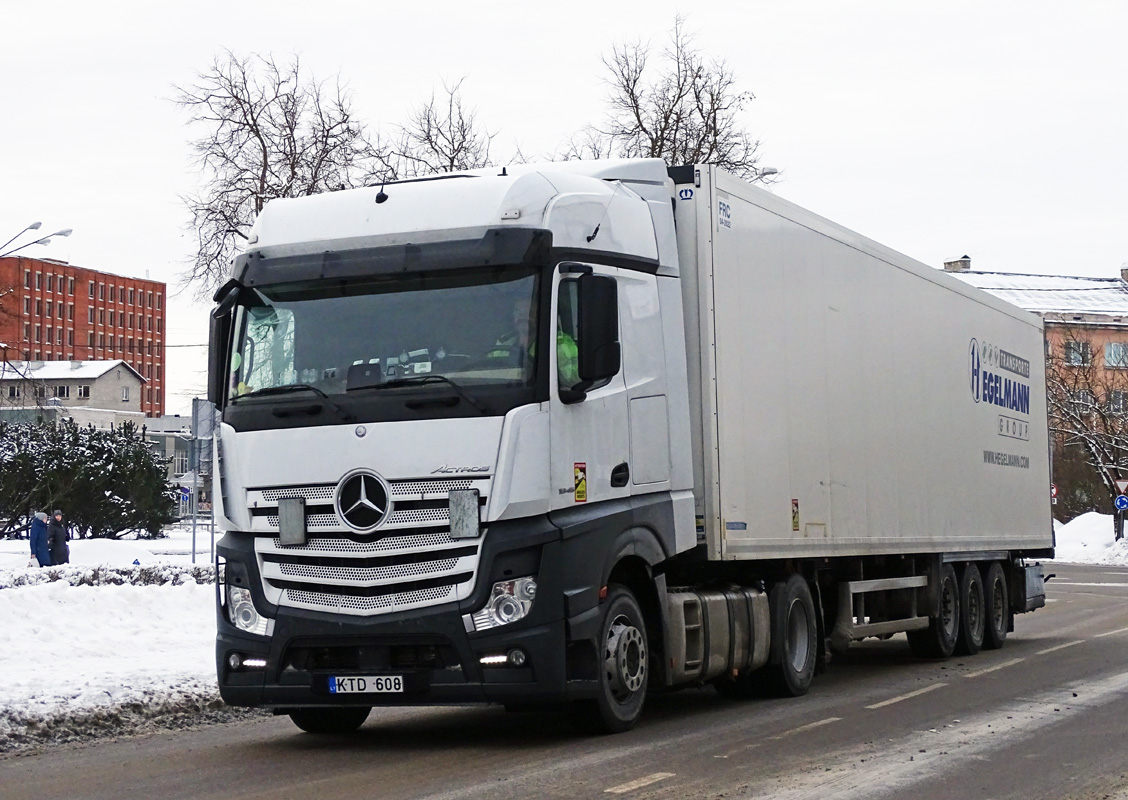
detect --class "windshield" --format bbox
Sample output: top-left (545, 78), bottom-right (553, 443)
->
top-left (227, 266), bottom-right (541, 404)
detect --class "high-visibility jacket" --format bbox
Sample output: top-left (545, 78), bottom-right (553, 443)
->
top-left (488, 330), bottom-right (579, 387)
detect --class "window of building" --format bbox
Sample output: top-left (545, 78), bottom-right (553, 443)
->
top-left (118, 336), bottom-right (124, 350)
top-left (99, 309), bottom-right (105, 325)
top-left (23, 323), bottom-right (29, 341)
top-left (129, 288), bottom-right (135, 304)
top-left (87, 332), bottom-right (94, 346)
top-left (121, 387), bottom-right (130, 402)
top-left (23, 297), bottom-right (30, 314)
top-left (1106, 342), bottom-right (1128, 368)
top-left (35, 273), bottom-right (42, 289)
top-left (156, 294), bottom-right (162, 310)
top-left (1111, 391), bottom-right (1126, 414)
top-left (109, 310), bottom-right (114, 327)
top-left (89, 281), bottom-right (95, 298)
top-left (1065, 341), bottom-right (1092, 366)
top-left (67, 330), bottom-right (74, 346)
top-left (55, 385), bottom-right (70, 399)
top-left (88, 307), bottom-right (94, 323)
top-left (128, 313), bottom-right (133, 329)
top-left (99, 283), bottom-right (105, 300)
top-left (45, 301), bottom-right (52, 318)
top-left (109, 286), bottom-right (115, 302)
top-left (46, 275), bottom-right (54, 292)
top-left (24, 271), bottom-right (31, 288)
top-left (156, 318), bottom-right (162, 333)
top-left (99, 333), bottom-right (105, 347)
top-left (35, 385), bottom-right (46, 399)
top-left (35, 325), bottom-right (41, 343)
top-left (147, 317), bottom-right (152, 331)
top-left (146, 364), bottom-right (153, 379)
top-left (35, 299), bottom-right (42, 315)
top-left (78, 385), bottom-right (90, 398)
top-left (67, 304), bottom-right (74, 320)
top-left (147, 291), bottom-right (153, 308)
top-left (46, 328), bottom-right (53, 345)
top-left (68, 277), bottom-right (75, 294)
top-left (1069, 389), bottom-right (1094, 413)
top-left (7, 386), bottom-right (19, 399)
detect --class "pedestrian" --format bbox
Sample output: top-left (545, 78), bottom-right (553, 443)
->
top-left (30, 512), bottom-right (51, 567)
top-left (48, 509), bottom-right (69, 566)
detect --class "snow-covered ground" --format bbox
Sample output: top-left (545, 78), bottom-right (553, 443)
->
top-left (0, 515), bottom-right (1126, 754)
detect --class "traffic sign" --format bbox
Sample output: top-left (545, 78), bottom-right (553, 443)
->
top-left (1115, 495), bottom-right (1128, 511)
top-left (1050, 483), bottom-right (1058, 499)
top-left (1116, 480), bottom-right (1128, 494)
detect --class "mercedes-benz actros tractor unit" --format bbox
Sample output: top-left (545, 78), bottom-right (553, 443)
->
top-left (208, 159), bottom-right (1052, 734)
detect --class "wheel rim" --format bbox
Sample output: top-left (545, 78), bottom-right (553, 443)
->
top-left (990, 577), bottom-right (1006, 631)
top-left (941, 576), bottom-right (958, 638)
top-left (786, 599), bottom-right (811, 672)
top-left (967, 577), bottom-right (982, 634)
top-left (604, 614), bottom-right (647, 700)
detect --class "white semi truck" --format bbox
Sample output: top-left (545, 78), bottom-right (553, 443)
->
top-left (207, 159), bottom-right (1052, 734)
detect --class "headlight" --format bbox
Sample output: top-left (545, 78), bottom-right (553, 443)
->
top-left (470, 577), bottom-right (537, 631)
top-left (226, 585), bottom-right (274, 636)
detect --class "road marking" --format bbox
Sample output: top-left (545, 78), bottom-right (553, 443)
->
top-left (752, 670), bottom-right (1128, 800)
top-left (1036, 640), bottom-right (1084, 655)
top-left (604, 773), bottom-right (676, 794)
top-left (865, 683), bottom-right (945, 709)
top-left (962, 657), bottom-right (1025, 678)
top-left (769, 717), bottom-right (841, 739)
top-left (1096, 626), bottom-right (1128, 638)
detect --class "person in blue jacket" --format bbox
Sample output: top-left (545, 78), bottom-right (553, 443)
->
top-left (30, 511), bottom-right (51, 567)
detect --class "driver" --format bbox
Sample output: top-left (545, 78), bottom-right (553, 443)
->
top-left (487, 296), bottom-right (578, 387)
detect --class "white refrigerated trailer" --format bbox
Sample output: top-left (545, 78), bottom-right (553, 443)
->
top-left (208, 159), bottom-right (1052, 734)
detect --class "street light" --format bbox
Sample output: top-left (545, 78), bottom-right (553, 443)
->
top-left (0, 223), bottom-right (73, 259)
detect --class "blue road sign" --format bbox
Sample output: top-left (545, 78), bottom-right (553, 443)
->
top-left (1115, 495), bottom-right (1128, 511)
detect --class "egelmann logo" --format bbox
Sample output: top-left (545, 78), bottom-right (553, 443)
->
top-left (969, 338), bottom-right (1030, 415)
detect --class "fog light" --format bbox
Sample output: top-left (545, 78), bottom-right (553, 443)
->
top-left (507, 649), bottom-right (527, 667)
top-left (228, 653), bottom-right (242, 670)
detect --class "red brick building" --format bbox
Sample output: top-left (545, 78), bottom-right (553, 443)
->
top-left (0, 255), bottom-right (166, 416)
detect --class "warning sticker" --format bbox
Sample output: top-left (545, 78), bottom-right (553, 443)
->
top-left (574, 462), bottom-right (587, 503)
top-left (791, 499), bottom-right (800, 532)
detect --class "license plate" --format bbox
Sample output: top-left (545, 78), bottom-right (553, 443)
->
top-left (328, 675), bottom-right (404, 694)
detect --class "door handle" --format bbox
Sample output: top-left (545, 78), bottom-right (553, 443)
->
top-left (610, 462), bottom-right (630, 488)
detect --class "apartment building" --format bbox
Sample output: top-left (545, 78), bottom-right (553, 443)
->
top-left (0, 255), bottom-right (166, 416)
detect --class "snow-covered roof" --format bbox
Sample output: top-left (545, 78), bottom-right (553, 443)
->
top-left (945, 271), bottom-right (1128, 316)
top-left (0, 359), bottom-right (145, 382)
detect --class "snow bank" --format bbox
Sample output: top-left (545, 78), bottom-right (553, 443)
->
top-left (1053, 511), bottom-right (1128, 565)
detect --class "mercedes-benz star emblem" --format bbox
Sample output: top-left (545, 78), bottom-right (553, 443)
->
top-left (336, 471), bottom-right (391, 532)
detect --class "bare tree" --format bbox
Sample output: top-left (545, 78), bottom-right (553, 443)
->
top-left (173, 51), bottom-right (381, 295)
top-left (1046, 327), bottom-right (1128, 516)
top-left (379, 79), bottom-right (497, 179)
top-left (567, 16), bottom-right (774, 182)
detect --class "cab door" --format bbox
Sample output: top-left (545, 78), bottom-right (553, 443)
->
top-left (549, 265), bottom-right (630, 511)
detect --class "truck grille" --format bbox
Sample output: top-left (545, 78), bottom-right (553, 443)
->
top-left (247, 477), bottom-right (488, 617)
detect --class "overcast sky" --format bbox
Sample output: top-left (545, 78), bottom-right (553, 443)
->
top-left (3, 1), bottom-right (1125, 415)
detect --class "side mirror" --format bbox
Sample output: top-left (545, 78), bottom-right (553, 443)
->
top-left (577, 273), bottom-right (620, 383)
top-left (207, 280), bottom-right (242, 409)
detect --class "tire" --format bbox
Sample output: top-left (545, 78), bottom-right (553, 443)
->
top-left (288, 706), bottom-right (371, 734)
top-left (982, 561), bottom-right (1010, 650)
top-left (907, 563), bottom-right (960, 659)
top-left (761, 574), bottom-right (818, 697)
top-left (954, 563), bottom-right (985, 656)
top-left (571, 585), bottom-right (649, 733)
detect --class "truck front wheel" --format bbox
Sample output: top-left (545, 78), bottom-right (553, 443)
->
top-left (288, 706), bottom-right (371, 734)
top-left (571, 585), bottom-right (649, 733)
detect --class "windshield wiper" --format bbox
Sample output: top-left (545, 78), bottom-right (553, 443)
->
top-left (349, 375), bottom-right (490, 415)
top-left (233, 384), bottom-right (355, 422)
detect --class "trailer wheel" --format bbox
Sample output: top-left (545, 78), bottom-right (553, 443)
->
top-left (761, 574), bottom-right (818, 697)
top-left (907, 563), bottom-right (960, 658)
top-left (571, 585), bottom-right (648, 733)
top-left (288, 706), bottom-right (371, 734)
top-left (982, 561), bottom-right (1010, 650)
top-left (954, 563), bottom-right (985, 656)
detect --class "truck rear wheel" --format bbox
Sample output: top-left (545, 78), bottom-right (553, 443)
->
top-left (761, 574), bottom-right (817, 697)
top-left (907, 563), bottom-right (960, 658)
top-left (954, 563), bottom-right (985, 655)
top-left (288, 706), bottom-right (371, 734)
top-left (982, 561), bottom-right (1010, 650)
top-left (571, 585), bottom-right (649, 733)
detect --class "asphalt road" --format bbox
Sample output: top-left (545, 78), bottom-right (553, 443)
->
top-left (4, 563), bottom-right (1128, 800)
